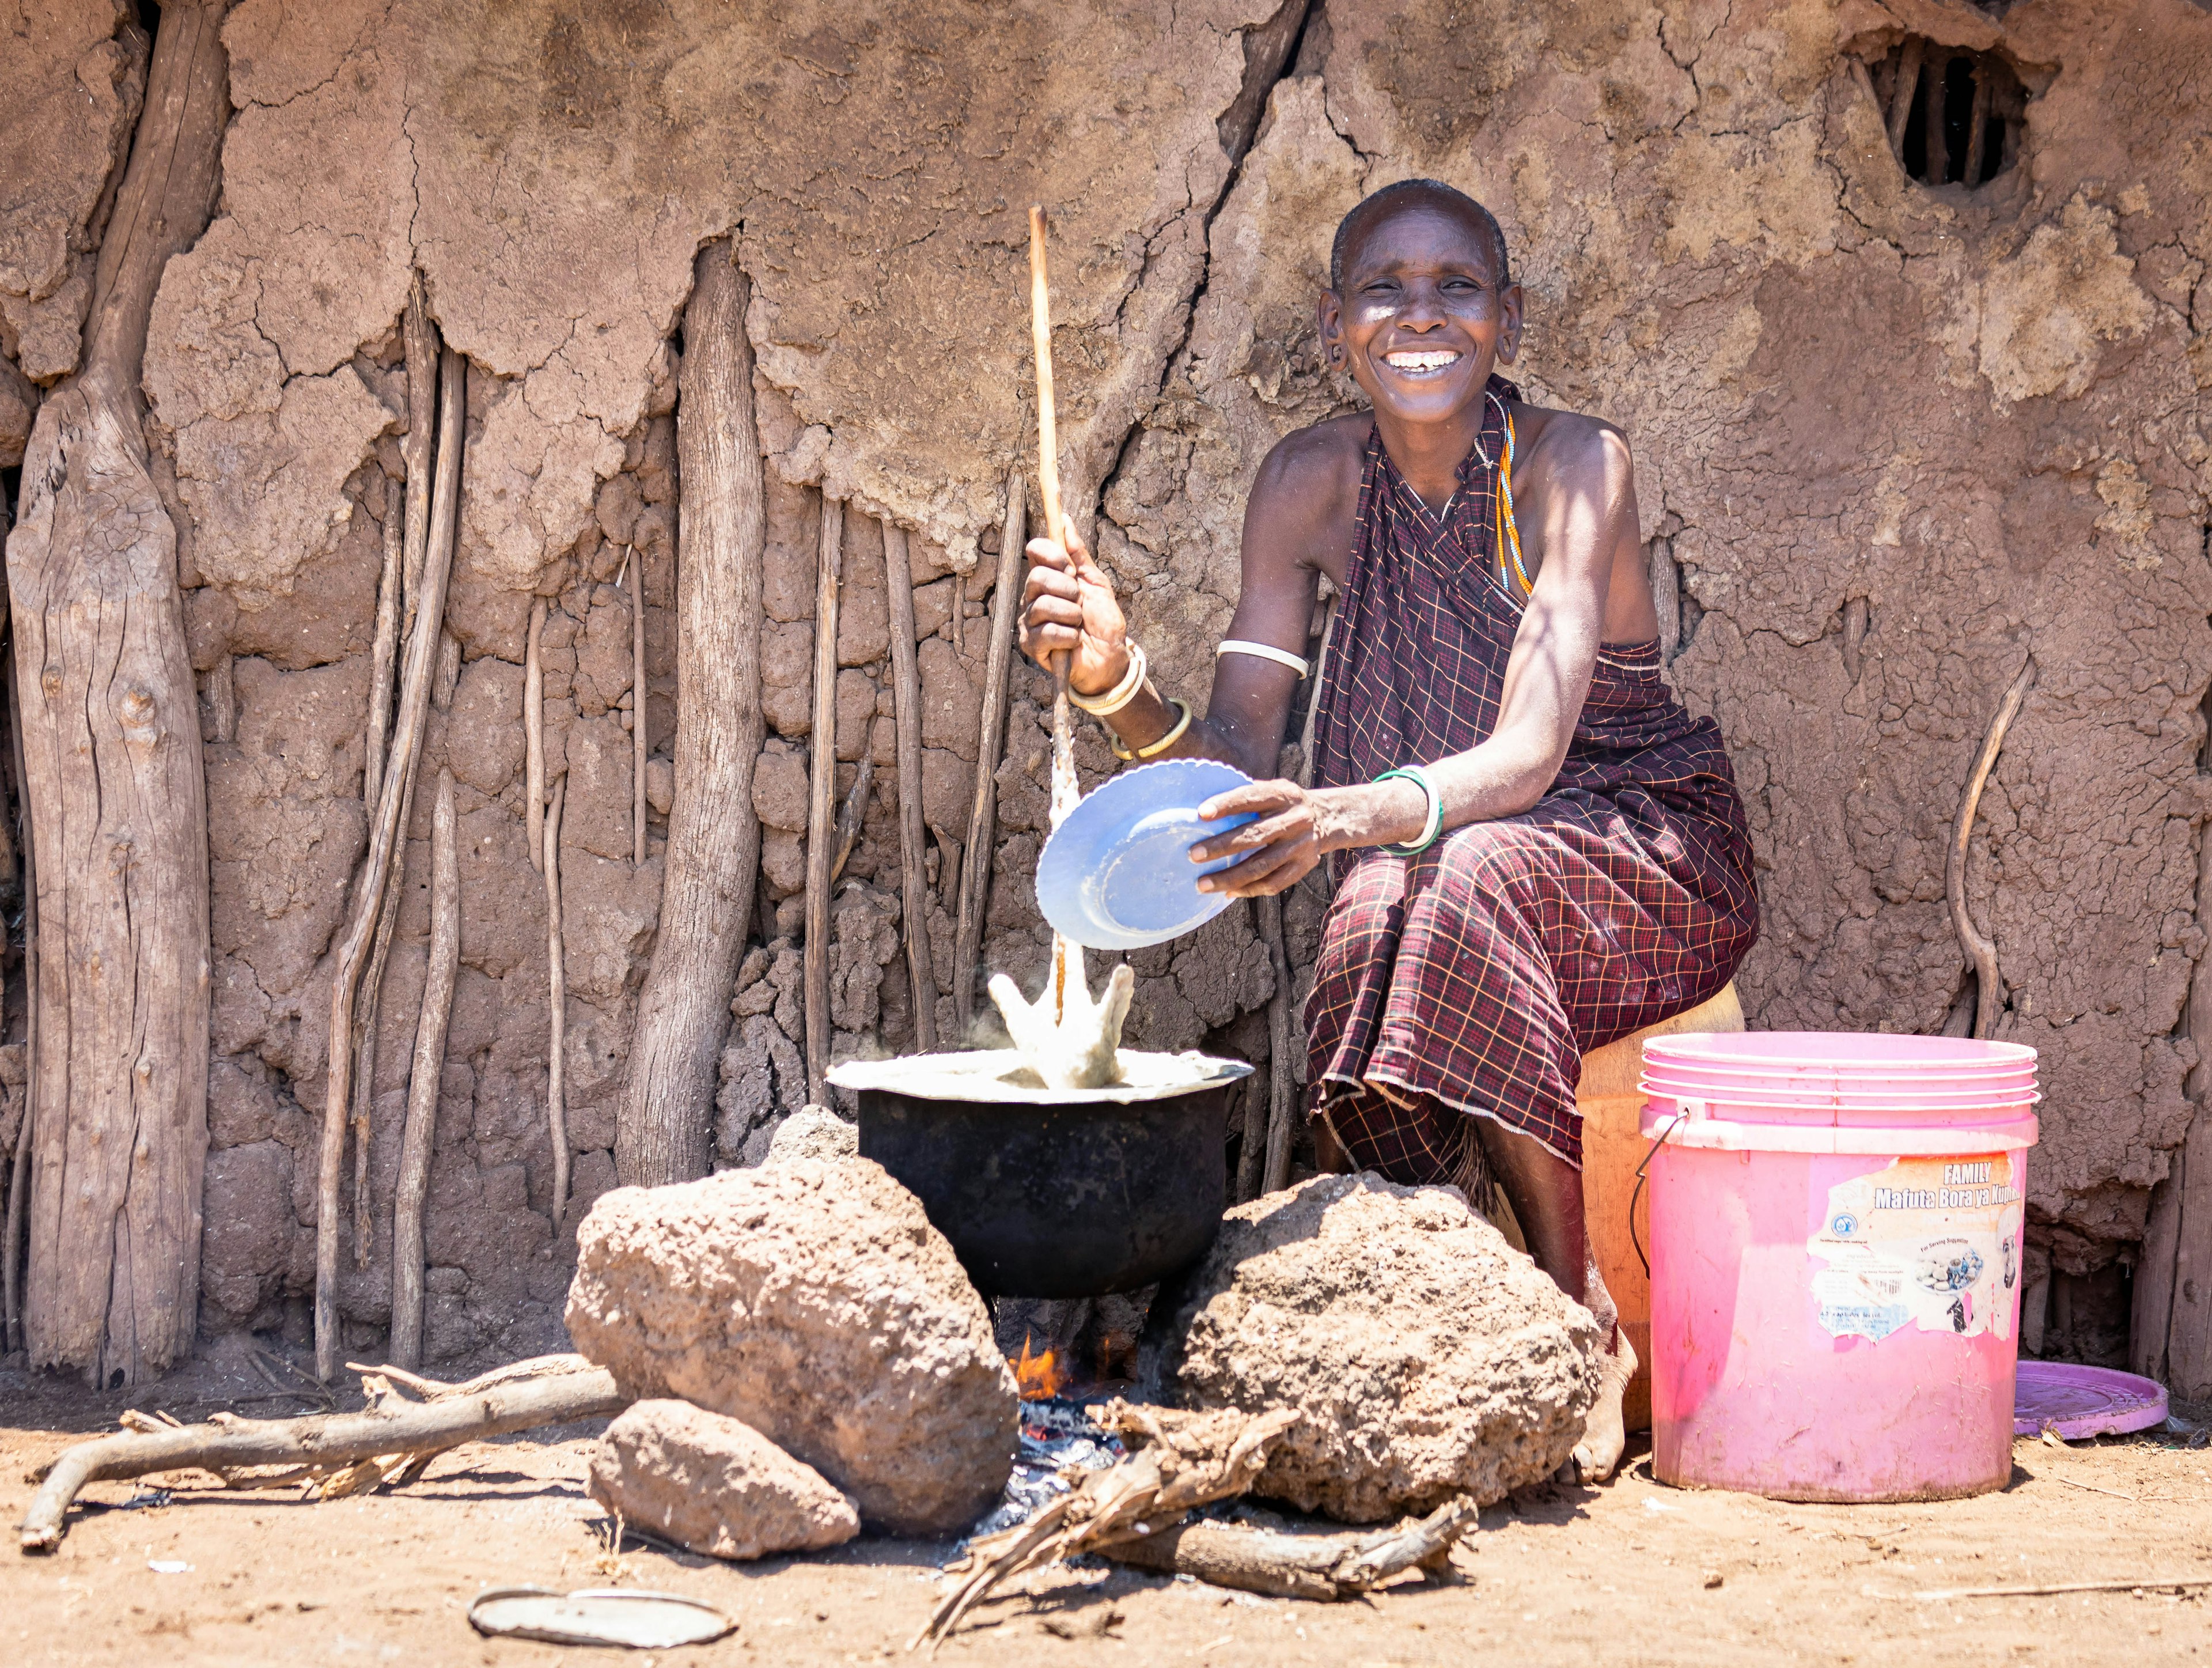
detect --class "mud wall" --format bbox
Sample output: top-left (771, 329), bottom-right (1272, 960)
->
top-left (2, 0), bottom-right (2209, 1365)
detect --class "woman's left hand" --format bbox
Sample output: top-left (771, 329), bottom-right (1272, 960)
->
top-left (1188, 779), bottom-right (1336, 899)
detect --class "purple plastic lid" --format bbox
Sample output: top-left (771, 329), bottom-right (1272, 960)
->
top-left (2014, 1360), bottom-right (2168, 1439)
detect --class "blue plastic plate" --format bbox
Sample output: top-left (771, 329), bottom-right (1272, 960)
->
top-left (1035, 759), bottom-right (1260, 950)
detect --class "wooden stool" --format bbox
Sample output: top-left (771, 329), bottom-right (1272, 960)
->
top-left (1577, 982), bottom-right (1744, 1434)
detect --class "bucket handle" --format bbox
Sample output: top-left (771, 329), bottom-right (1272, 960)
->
top-left (1628, 1107), bottom-right (1692, 1279)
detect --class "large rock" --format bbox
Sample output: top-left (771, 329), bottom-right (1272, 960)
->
top-left (1146, 1174), bottom-right (1601, 1522)
top-left (566, 1158), bottom-right (1016, 1535)
top-left (588, 1400), bottom-right (859, 1561)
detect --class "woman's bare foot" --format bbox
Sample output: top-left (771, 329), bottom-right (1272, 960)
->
top-left (1570, 1327), bottom-right (1637, 1483)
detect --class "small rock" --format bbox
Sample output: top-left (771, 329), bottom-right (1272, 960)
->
top-left (1703, 1570), bottom-right (1724, 1590)
top-left (589, 1400), bottom-right (858, 1561)
top-left (567, 1158), bottom-right (1017, 1534)
top-left (1145, 1173), bottom-right (1601, 1522)
top-left (764, 1104), bottom-right (858, 1164)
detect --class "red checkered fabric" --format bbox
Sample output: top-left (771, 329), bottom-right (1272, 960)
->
top-left (1304, 384), bottom-right (1758, 1172)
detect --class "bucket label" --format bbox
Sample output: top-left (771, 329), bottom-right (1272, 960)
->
top-left (1808, 1153), bottom-right (2023, 1343)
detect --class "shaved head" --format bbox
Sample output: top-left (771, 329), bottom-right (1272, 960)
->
top-left (1330, 179), bottom-right (1510, 293)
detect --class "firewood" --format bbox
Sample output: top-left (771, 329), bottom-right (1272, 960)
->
top-left (1946, 656), bottom-right (2035, 1040)
top-left (317, 341), bottom-right (464, 1382)
top-left (916, 1400), bottom-right (1299, 1648)
top-left (631, 547), bottom-right (648, 865)
top-left (882, 520), bottom-right (939, 1050)
top-left (364, 476), bottom-right (404, 810)
top-left (20, 1364), bottom-right (627, 1553)
top-left (544, 773), bottom-right (571, 1221)
top-left (9, 0), bottom-right (225, 1385)
top-left (389, 769), bottom-right (460, 1369)
top-left (954, 471), bottom-right (1027, 1036)
top-left (1101, 1496), bottom-right (1480, 1600)
top-left (620, 243), bottom-right (767, 1188)
top-left (805, 497), bottom-right (846, 1103)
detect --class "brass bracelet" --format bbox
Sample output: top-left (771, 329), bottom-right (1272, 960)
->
top-left (1110, 697), bottom-right (1193, 762)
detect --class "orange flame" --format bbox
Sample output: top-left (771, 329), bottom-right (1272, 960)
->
top-left (1010, 1331), bottom-right (1068, 1401)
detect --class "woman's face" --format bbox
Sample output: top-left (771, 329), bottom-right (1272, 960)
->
top-left (1320, 200), bottom-right (1522, 428)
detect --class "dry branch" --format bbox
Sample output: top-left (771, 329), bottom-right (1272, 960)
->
top-left (524, 598), bottom-right (547, 872)
top-left (831, 758), bottom-right (874, 887)
top-left (619, 244), bottom-right (767, 1188)
top-left (544, 774), bottom-right (570, 1221)
top-left (20, 1364), bottom-right (627, 1554)
top-left (916, 1401), bottom-right (1298, 1648)
top-left (317, 342), bottom-right (464, 1380)
top-left (883, 520), bottom-right (939, 1050)
top-left (9, 0), bottom-right (225, 1382)
top-left (1103, 1496), bottom-right (1479, 1600)
top-left (631, 552), bottom-right (649, 866)
top-left (805, 497), bottom-right (846, 1103)
top-left (1946, 656), bottom-right (2035, 1041)
top-left (343, 1352), bottom-right (596, 1400)
top-left (955, 471), bottom-right (1027, 1036)
top-left (389, 769), bottom-right (459, 1369)
top-left (364, 476), bottom-right (404, 809)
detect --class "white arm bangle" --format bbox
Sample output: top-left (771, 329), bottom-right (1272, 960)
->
top-left (1068, 641), bottom-right (1150, 716)
top-left (1217, 638), bottom-right (1309, 679)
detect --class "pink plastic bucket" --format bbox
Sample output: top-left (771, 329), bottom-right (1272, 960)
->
top-left (1641, 1032), bottom-right (2038, 1502)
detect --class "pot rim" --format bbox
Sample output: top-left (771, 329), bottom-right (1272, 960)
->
top-left (827, 1047), bottom-right (1252, 1106)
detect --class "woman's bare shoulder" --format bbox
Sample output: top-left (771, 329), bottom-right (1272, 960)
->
top-left (1247, 413), bottom-right (1370, 572)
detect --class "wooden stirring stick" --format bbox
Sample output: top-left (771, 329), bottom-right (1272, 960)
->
top-left (1029, 204), bottom-right (1079, 1022)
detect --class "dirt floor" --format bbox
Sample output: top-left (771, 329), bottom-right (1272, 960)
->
top-left (1, 1342), bottom-right (2207, 1668)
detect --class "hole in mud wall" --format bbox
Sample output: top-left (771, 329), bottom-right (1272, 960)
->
top-left (2032, 1264), bottom-right (2134, 1369)
top-left (1869, 40), bottom-right (2027, 191)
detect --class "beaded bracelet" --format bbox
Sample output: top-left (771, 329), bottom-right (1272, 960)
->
top-left (1111, 697), bottom-right (1193, 762)
top-left (1374, 764), bottom-right (1444, 857)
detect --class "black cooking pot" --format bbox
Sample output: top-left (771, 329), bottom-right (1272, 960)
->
top-left (827, 1051), bottom-right (1250, 1298)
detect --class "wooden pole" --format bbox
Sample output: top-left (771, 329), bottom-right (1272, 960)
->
top-left (631, 550), bottom-right (648, 866)
top-left (524, 598), bottom-right (545, 873)
top-left (1946, 657), bottom-right (2035, 1041)
top-left (317, 343), bottom-right (464, 1382)
top-left (804, 497), bottom-right (845, 1103)
top-left (954, 472), bottom-right (1027, 1037)
top-left (619, 244), bottom-right (769, 1187)
top-left (388, 768), bottom-right (459, 1369)
top-left (1030, 204), bottom-right (1078, 1023)
top-left (2, 657), bottom-right (35, 1355)
top-left (883, 521), bottom-right (939, 1051)
top-left (1257, 893), bottom-right (1298, 1194)
top-left (544, 774), bottom-right (570, 1221)
top-left (1922, 51), bottom-right (1950, 185)
top-left (1886, 37), bottom-right (1924, 157)
top-left (363, 476), bottom-right (404, 810)
top-left (10, 0), bottom-right (225, 1382)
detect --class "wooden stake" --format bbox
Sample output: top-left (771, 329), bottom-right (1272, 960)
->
top-left (318, 343), bottom-right (465, 1382)
top-left (631, 548), bottom-right (648, 866)
top-left (883, 521), bottom-right (939, 1050)
top-left (21, 1364), bottom-right (628, 1553)
top-left (1886, 37), bottom-right (1924, 156)
top-left (1257, 892), bottom-right (1298, 1194)
top-left (544, 774), bottom-right (570, 1223)
top-left (1946, 656), bottom-right (2035, 1041)
top-left (1963, 60), bottom-right (1991, 186)
top-left (619, 243), bottom-right (768, 1188)
top-left (1031, 204), bottom-right (1078, 1023)
top-left (2, 656), bottom-right (35, 1355)
top-left (1922, 50), bottom-right (1950, 184)
top-left (365, 476), bottom-right (404, 810)
top-left (524, 598), bottom-right (546, 873)
top-left (954, 471), bottom-right (1027, 1037)
top-left (399, 277), bottom-right (438, 623)
top-left (1236, 1055), bottom-right (1269, 1204)
top-left (389, 769), bottom-right (459, 1370)
top-left (805, 497), bottom-right (845, 1104)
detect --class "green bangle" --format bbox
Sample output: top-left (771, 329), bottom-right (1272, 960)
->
top-left (1374, 765), bottom-right (1444, 857)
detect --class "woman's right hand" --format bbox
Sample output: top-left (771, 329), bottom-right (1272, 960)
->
top-left (1018, 522), bottom-right (1130, 697)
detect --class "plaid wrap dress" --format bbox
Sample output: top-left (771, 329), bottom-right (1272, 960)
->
top-left (1304, 381), bottom-right (1758, 1179)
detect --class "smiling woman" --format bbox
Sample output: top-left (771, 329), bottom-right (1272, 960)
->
top-left (1016, 178), bottom-right (1760, 1485)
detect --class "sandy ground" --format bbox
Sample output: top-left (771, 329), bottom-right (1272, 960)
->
top-left (1, 1347), bottom-right (2207, 1667)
